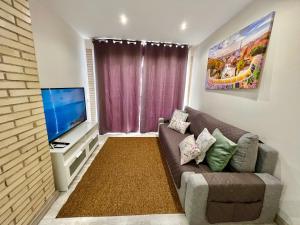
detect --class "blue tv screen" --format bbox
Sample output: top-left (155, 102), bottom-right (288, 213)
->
top-left (41, 88), bottom-right (87, 142)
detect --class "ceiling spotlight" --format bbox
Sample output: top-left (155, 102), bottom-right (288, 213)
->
top-left (120, 14), bottom-right (128, 25)
top-left (180, 21), bottom-right (187, 31)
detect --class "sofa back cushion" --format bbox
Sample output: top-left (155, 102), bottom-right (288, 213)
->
top-left (185, 106), bottom-right (247, 143)
top-left (230, 133), bottom-right (259, 172)
top-left (185, 106), bottom-right (202, 135)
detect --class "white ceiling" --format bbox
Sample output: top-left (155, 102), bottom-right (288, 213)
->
top-left (38, 0), bottom-right (253, 45)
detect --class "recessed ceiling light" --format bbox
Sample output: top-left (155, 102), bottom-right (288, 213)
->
top-left (120, 14), bottom-right (128, 25)
top-left (180, 21), bottom-right (187, 31)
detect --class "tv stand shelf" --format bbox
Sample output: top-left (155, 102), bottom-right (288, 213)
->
top-left (50, 121), bottom-right (99, 191)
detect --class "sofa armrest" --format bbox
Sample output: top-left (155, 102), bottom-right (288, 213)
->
top-left (255, 173), bottom-right (283, 223)
top-left (158, 117), bottom-right (170, 132)
top-left (255, 143), bottom-right (278, 175)
top-left (158, 117), bottom-right (170, 124)
top-left (184, 173), bottom-right (283, 225)
top-left (185, 174), bottom-right (209, 225)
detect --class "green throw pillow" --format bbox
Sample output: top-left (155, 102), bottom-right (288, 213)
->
top-left (206, 128), bottom-right (237, 172)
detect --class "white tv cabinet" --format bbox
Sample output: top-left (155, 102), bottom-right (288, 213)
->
top-left (50, 121), bottom-right (99, 191)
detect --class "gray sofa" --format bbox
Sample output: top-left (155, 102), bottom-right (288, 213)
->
top-left (158, 106), bottom-right (282, 225)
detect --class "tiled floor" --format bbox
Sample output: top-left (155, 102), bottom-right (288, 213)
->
top-left (39, 133), bottom-right (189, 225)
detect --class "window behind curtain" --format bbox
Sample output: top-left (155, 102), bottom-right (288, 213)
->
top-left (93, 40), bottom-right (143, 134)
top-left (93, 40), bottom-right (188, 133)
top-left (140, 44), bottom-right (188, 132)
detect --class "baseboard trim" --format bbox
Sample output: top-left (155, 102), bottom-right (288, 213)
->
top-left (29, 191), bottom-right (60, 225)
top-left (275, 214), bottom-right (290, 225)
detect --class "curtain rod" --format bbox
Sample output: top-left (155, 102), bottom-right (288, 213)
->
top-left (93, 37), bottom-right (189, 47)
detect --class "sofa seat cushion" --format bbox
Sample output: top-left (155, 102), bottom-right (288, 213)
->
top-left (159, 124), bottom-right (211, 188)
top-left (206, 201), bottom-right (263, 223)
top-left (202, 172), bottom-right (265, 223)
top-left (202, 172), bottom-right (265, 202)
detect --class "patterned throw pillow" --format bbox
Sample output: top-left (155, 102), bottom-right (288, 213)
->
top-left (195, 128), bottom-right (216, 164)
top-left (171, 109), bottom-right (188, 122)
top-left (168, 119), bottom-right (190, 134)
top-left (179, 135), bottom-right (201, 165)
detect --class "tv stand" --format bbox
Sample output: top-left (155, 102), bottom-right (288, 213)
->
top-left (50, 121), bottom-right (99, 191)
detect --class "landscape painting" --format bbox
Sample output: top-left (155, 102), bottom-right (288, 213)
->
top-left (206, 12), bottom-right (275, 90)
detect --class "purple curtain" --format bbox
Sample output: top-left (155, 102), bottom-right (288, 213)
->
top-left (140, 44), bottom-right (188, 132)
top-left (93, 40), bottom-right (142, 134)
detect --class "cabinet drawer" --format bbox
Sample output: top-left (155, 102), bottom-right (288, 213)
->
top-left (69, 149), bottom-right (86, 176)
top-left (64, 141), bottom-right (83, 161)
top-left (89, 135), bottom-right (99, 152)
top-left (86, 126), bottom-right (98, 138)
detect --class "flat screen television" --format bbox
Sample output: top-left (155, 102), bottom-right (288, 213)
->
top-left (41, 88), bottom-right (87, 143)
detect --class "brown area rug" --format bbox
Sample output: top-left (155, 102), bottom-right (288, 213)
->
top-left (57, 137), bottom-right (183, 217)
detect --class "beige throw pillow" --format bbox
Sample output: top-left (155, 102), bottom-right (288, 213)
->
top-left (168, 119), bottom-right (190, 134)
top-left (171, 109), bottom-right (188, 122)
top-left (195, 128), bottom-right (216, 164)
top-left (179, 135), bottom-right (201, 165)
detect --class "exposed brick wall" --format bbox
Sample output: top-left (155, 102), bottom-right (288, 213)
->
top-left (0, 0), bottom-right (55, 224)
top-left (85, 48), bottom-right (97, 122)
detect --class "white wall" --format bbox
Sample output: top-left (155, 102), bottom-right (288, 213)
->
top-left (188, 0), bottom-right (300, 224)
top-left (30, 0), bottom-right (88, 89)
top-left (29, 0), bottom-right (91, 121)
